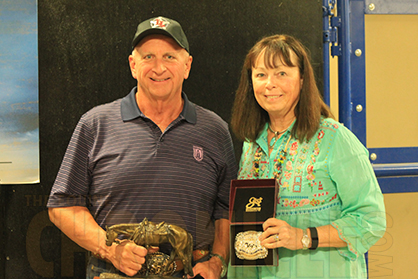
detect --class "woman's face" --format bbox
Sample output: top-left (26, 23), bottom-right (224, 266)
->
top-left (251, 50), bottom-right (302, 120)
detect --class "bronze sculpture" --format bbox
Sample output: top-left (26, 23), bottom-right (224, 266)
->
top-left (105, 218), bottom-right (194, 278)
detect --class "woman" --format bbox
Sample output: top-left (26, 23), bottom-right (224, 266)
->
top-left (228, 35), bottom-right (386, 278)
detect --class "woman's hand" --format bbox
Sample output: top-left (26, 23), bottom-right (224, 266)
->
top-left (259, 218), bottom-right (304, 250)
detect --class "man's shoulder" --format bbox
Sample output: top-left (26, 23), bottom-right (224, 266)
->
top-left (193, 104), bottom-right (227, 125)
top-left (82, 98), bottom-right (122, 120)
top-left (192, 104), bottom-right (232, 136)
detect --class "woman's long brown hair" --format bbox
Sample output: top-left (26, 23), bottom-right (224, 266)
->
top-left (231, 34), bottom-right (333, 142)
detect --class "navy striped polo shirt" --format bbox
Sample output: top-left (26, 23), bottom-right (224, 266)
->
top-left (47, 87), bottom-right (237, 249)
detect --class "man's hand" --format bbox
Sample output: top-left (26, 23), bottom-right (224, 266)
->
top-left (189, 218), bottom-right (229, 278)
top-left (107, 240), bottom-right (148, 277)
top-left (189, 256), bottom-right (222, 279)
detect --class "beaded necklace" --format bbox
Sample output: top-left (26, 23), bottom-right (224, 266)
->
top-left (253, 134), bottom-right (292, 179)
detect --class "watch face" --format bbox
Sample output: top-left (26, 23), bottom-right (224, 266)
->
top-left (302, 230), bottom-right (310, 249)
top-left (302, 236), bottom-right (310, 247)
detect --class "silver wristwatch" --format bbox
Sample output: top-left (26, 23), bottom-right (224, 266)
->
top-left (210, 253), bottom-right (227, 278)
top-left (301, 229), bottom-right (311, 250)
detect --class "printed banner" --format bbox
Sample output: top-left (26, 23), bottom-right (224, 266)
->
top-left (0, 0), bottom-right (39, 184)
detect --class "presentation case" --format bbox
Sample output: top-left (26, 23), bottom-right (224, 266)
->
top-left (229, 179), bottom-right (279, 266)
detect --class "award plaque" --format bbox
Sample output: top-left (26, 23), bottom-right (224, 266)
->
top-left (104, 218), bottom-right (193, 278)
top-left (229, 179), bottom-right (279, 266)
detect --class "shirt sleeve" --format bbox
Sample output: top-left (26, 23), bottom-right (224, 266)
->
top-left (328, 125), bottom-right (386, 260)
top-left (212, 124), bottom-right (238, 220)
top-left (47, 113), bottom-right (94, 208)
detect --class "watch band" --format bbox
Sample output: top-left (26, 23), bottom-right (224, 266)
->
top-left (210, 253), bottom-right (227, 278)
top-left (309, 227), bottom-right (318, 250)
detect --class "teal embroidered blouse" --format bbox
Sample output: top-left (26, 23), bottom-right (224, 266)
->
top-left (228, 118), bottom-right (386, 279)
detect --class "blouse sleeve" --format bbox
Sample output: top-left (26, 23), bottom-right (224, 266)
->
top-left (328, 125), bottom-right (386, 260)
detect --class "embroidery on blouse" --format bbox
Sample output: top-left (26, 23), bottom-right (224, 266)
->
top-left (252, 148), bottom-right (262, 178)
top-left (252, 134), bottom-right (292, 180)
top-left (248, 120), bottom-right (341, 209)
top-left (332, 222), bottom-right (359, 259)
top-left (306, 129), bottom-right (325, 191)
top-left (277, 126), bottom-right (335, 208)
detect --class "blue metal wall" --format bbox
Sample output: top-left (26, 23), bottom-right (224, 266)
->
top-left (323, 0), bottom-right (418, 194)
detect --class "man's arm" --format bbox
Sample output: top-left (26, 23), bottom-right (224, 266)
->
top-left (48, 206), bottom-right (147, 277)
top-left (210, 218), bottom-right (230, 265)
top-left (191, 218), bottom-right (229, 279)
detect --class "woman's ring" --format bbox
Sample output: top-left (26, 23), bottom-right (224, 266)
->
top-left (274, 234), bottom-right (279, 242)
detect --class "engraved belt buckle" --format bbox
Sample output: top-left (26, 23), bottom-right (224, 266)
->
top-left (234, 231), bottom-right (268, 260)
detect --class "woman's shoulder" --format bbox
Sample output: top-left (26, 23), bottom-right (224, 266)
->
top-left (320, 118), bottom-right (359, 137)
top-left (318, 117), bottom-right (358, 138)
top-left (319, 117), bottom-right (343, 131)
top-left (319, 118), bottom-right (367, 152)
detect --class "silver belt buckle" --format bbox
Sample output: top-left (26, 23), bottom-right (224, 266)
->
top-left (234, 231), bottom-right (268, 260)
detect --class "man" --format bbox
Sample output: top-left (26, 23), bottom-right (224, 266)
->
top-left (47, 16), bottom-right (236, 279)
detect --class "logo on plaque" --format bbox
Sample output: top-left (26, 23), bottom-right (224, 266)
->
top-left (245, 197), bottom-right (263, 212)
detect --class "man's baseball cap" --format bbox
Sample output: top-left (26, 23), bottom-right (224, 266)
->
top-left (132, 16), bottom-right (189, 53)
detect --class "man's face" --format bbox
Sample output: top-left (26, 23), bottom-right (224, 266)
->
top-left (129, 34), bottom-right (192, 102)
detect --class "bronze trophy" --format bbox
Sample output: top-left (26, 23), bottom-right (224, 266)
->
top-left (102, 218), bottom-right (194, 279)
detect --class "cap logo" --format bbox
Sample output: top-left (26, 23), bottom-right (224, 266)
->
top-left (150, 17), bottom-right (170, 30)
